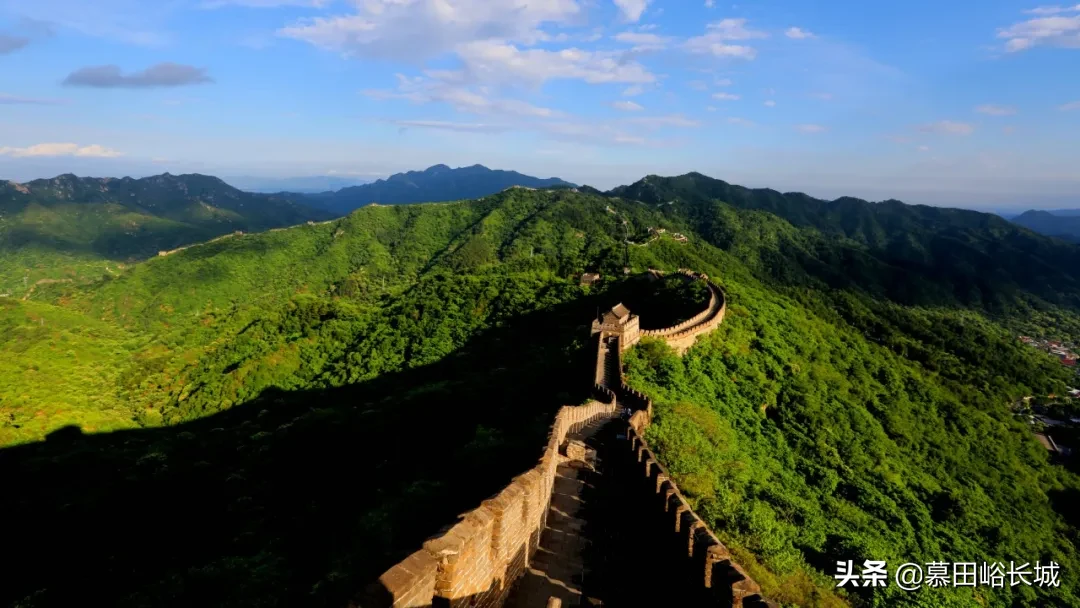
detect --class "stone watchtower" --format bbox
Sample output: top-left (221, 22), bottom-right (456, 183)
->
top-left (591, 303), bottom-right (641, 351)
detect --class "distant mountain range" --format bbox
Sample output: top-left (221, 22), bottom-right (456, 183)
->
top-left (223, 175), bottom-right (372, 194)
top-left (0, 173), bottom-right (333, 292)
top-left (1012, 209), bottom-right (1080, 242)
top-left (296, 164), bottom-right (575, 215)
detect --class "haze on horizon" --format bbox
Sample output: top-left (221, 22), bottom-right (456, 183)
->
top-left (1, 0), bottom-right (1078, 210)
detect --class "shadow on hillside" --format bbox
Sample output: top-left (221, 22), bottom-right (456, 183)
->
top-left (0, 289), bottom-right (637, 608)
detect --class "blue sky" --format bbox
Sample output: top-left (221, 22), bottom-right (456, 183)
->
top-left (1, 0), bottom-right (1079, 208)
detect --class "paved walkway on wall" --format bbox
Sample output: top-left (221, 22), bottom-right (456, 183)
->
top-left (503, 418), bottom-right (611, 608)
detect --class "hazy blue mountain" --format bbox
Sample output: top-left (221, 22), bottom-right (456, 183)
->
top-left (222, 175), bottom-right (372, 194)
top-left (1012, 209), bottom-right (1080, 242)
top-left (299, 164), bottom-right (575, 214)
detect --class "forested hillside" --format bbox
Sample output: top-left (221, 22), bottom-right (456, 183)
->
top-left (1, 179), bottom-right (1078, 607)
top-left (609, 173), bottom-right (1080, 312)
top-left (0, 173), bottom-right (331, 297)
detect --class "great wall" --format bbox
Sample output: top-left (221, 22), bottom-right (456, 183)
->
top-left (358, 270), bottom-right (777, 608)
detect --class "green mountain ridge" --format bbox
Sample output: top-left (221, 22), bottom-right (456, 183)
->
top-left (0, 172), bottom-right (332, 297)
top-left (607, 172), bottom-right (1080, 311)
top-left (1, 175), bottom-right (1079, 607)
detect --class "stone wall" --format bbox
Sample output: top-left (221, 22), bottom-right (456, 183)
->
top-left (357, 268), bottom-right (771, 608)
top-left (640, 270), bottom-right (727, 355)
top-left (357, 397), bottom-right (618, 608)
top-left (610, 278), bottom-right (775, 607)
top-left (615, 412), bottom-right (775, 607)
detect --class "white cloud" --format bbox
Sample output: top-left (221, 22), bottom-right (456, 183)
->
top-left (612, 100), bottom-right (644, 111)
top-left (918, 145), bottom-right (931, 152)
top-left (785, 27), bottom-right (815, 39)
top-left (622, 85), bottom-right (645, 96)
top-left (1024, 4), bottom-right (1080, 15)
top-left (919, 120), bottom-right (975, 135)
top-left (625, 114), bottom-right (700, 128)
top-left (727, 117), bottom-right (755, 127)
top-left (810, 92), bottom-right (833, 100)
top-left (688, 80), bottom-right (709, 91)
top-left (975, 104), bottom-right (1017, 116)
top-left (455, 41), bottom-right (656, 85)
top-left (715, 78), bottom-right (733, 86)
top-left (997, 10), bottom-right (1080, 52)
top-left (200, 0), bottom-right (329, 7)
top-left (613, 0), bottom-right (651, 22)
top-left (613, 31), bottom-right (670, 51)
top-left (390, 120), bottom-right (511, 133)
top-left (0, 142), bottom-right (123, 158)
top-left (363, 73), bottom-right (560, 118)
top-left (712, 92), bottom-right (740, 100)
top-left (705, 0), bottom-right (715, 6)
top-left (279, 0), bottom-right (583, 62)
top-left (685, 19), bottom-right (766, 59)
top-left (795, 124), bottom-right (826, 133)
top-left (1060, 100), bottom-right (1080, 110)
top-left (763, 100), bottom-right (776, 107)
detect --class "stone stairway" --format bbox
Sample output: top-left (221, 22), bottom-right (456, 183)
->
top-left (503, 418), bottom-right (611, 608)
top-left (598, 338), bottom-right (620, 392)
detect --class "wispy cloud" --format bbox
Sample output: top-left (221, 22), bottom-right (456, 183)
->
top-left (0, 142), bottom-right (123, 158)
top-left (1024, 4), bottom-right (1080, 16)
top-left (727, 117), bottom-right (755, 127)
top-left (1060, 100), bottom-right (1080, 110)
top-left (975, 104), bottom-right (1017, 116)
top-left (625, 114), bottom-right (701, 129)
top-left (997, 6), bottom-right (1080, 52)
top-left (200, 0), bottom-right (330, 7)
top-left (712, 92), bottom-right (740, 101)
top-left (795, 124), bottom-right (827, 133)
top-left (785, 27), bottom-right (816, 39)
top-left (0, 93), bottom-right (69, 105)
top-left (0, 34), bottom-right (30, 54)
top-left (63, 63), bottom-right (214, 88)
top-left (611, 100), bottom-right (644, 111)
top-left (919, 120), bottom-right (975, 135)
top-left (388, 120), bottom-right (510, 134)
top-left (685, 19), bottom-right (766, 59)
top-left (364, 73), bottom-right (561, 118)
top-left (763, 100), bottom-right (776, 107)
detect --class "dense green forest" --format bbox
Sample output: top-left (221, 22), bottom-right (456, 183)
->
top-left (1, 178), bottom-right (1079, 607)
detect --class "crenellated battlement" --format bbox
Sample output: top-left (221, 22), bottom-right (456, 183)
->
top-left (358, 270), bottom-right (774, 608)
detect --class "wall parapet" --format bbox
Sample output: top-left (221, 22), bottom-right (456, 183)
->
top-left (357, 398), bottom-right (618, 608)
top-left (639, 270), bottom-right (727, 354)
top-left (357, 268), bottom-right (770, 608)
